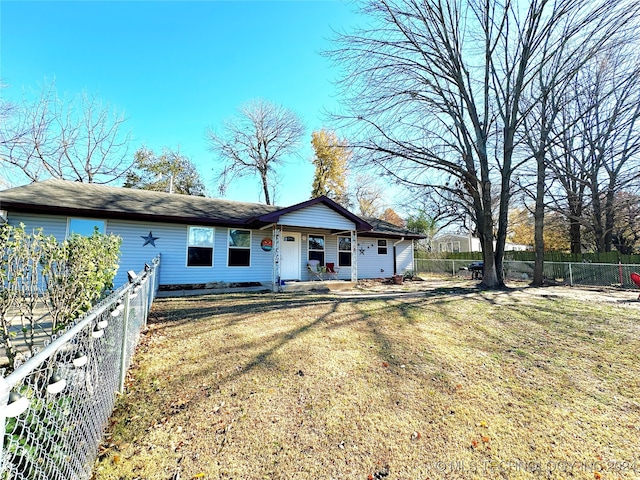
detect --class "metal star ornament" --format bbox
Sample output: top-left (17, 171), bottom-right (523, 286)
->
top-left (141, 231), bottom-right (159, 247)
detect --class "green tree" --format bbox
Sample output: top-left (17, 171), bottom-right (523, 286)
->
top-left (310, 129), bottom-right (350, 206)
top-left (124, 148), bottom-right (206, 196)
top-left (406, 210), bottom-right (439, 253)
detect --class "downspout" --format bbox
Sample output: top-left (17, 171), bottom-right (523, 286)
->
top-left (392, 237), bottom-right (405, 275)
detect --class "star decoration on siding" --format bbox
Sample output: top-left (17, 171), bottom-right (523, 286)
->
top-left (141, 231), bottom-right (159, 247)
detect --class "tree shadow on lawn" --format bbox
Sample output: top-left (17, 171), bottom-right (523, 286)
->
top-left (136, 288), bottom-right (536, 414)
top-left (106, 285), bottom-right (640, 479)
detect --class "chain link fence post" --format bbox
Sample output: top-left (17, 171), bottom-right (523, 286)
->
top-left (118, 288), bottom-right (132, 394)
top-left (568, 262), bottom-right (573, 286)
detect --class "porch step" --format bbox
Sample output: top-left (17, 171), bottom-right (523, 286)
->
top-left (281, 281), bottom-right (356, 292)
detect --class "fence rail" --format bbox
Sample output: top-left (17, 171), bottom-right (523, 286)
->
top-left (1, 256), bottom-right (160, 480)
top-left (414, 258), bottom-right (640, 289)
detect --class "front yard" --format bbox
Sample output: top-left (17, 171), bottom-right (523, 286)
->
top-left (94, 282), bottom-right (640, 479)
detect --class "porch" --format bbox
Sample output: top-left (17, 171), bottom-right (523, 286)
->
top-left (279, 280), bottom-right (357, 292)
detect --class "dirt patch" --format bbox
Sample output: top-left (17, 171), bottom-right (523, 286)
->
top-left (352, 275), bottom-right (640, 309)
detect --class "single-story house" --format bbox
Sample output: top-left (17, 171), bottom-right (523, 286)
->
top-left (434, 233), bottom-right (531, 253)
top-left (0, 179), bottom-right (424, 291)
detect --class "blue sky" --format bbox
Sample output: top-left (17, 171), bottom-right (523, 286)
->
top-left (1, 0), bottom-right (363, 206)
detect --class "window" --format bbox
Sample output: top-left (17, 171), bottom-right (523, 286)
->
top-left (68, 218), bottom-right (105, 237)
top-left (377, 239), bottom-right (388, 255)
top-left (439, 241), bottom-right (460, 253)
top-left (228, 229), bottom-right (251, 267)
top-left (187, 226), bottom-right (214, 267)
top-left (338, 236), bottom-right (351, 267)
top-left (308, 234), bottom-right (325, 265)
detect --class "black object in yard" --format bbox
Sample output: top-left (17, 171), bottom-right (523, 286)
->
top-left (468, 261), bottom-right (484, 279)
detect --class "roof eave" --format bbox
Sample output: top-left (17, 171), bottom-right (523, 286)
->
top-left (2, 202), bottom-right (250, 227)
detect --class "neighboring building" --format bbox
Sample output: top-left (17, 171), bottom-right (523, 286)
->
top-left (434, 233), bottom-right (531, 253)
top-left (0, 179), bottom-right (424, 291)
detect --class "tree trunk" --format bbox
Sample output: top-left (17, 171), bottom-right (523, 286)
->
top-left (261, 171), bottom-right (271, 205)
top-left (591, 186), bottom-right (605, 252)
top-left (604, 185), bottom-right (615, 252)
top-left (569, 219), bottom-right (582, 254)
top-left (532, 152), bottom-right (546, 285)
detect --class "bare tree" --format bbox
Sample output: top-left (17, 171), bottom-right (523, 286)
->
top-left (0, 80), bottom-right (131, 184)
top-left (207, 99), bottom-right (305, 205)
top-left (351, 174), bottom-right (385, 217)
top-left (542, 50), bottom-right (640, 255)
top-left (329, 0), bottom-right (635, 288)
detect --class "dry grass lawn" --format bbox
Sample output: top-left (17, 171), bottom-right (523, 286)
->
top-left (93, 283), bottom-right (640, 479)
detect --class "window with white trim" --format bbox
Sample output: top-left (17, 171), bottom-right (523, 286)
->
top-left (338, 236), bottom-right (351, 267)
top-left (187, 226), bottom-right (214, 267)
top-left (308, 234), bottom-right (325, 265)
top-left (228, 229), bottom-right (251, 267)
top-left (377, 239), bottom-right (388, 255)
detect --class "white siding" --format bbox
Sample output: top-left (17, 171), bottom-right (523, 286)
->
top-left (356, 238), bottom-right (395, 278)
top-left (6, 212), bottom-right (417, 285)
top-left (8, 213), bottom-right (69, 240)
top-left (395, 241), bottom-right (415, 272)
top-left (279, 204), bottom-right (355, 230)
top-left (355, 238), bottom-right (415, 278)
top-left (6, 213), bottom-right (274, 287)
top-left (109, 220), bottom-right (273, 286)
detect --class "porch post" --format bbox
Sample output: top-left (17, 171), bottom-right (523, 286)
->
top-left (272, 226), bottom-right (281, 292)
top-left (351, 230), bottom-right (358, 282)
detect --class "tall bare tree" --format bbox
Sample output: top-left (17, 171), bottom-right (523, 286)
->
top-left (541, 50), bottom-right (640, 255)
top-left (207, 99), bottom-right (305, 205)
top-left (351, 174), bottom-right (385, 217)
top-left (0, 80), bottom-right (131, 184)
top-left (329, 0), bottom-right (635, 288)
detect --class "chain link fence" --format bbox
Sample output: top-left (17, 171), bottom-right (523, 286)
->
top-left (1, 256), bottom-right (160, 480)
top-left (415, 258), bottom-right (640, 289)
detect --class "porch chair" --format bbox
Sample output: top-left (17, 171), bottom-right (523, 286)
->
top-left (325, 262), bottom-right (339, 280)
top-left (307, 260), bottom-right (324, 281)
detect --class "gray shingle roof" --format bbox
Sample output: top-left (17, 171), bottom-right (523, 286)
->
top-left (0, 179), bottom-right (425, 238)
top-left (0, 179), bottom-right (278, 226)
top-left (361, 217), bottom-right (426, 239)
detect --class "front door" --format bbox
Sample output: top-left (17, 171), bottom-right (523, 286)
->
top-left (280, 232), bottom-right (301, 280)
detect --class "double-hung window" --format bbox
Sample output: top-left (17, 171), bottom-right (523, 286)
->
top-left (338, 236), bottom-right (351, 267)
top-left (308, 234), bottom-right (325, 265)
top-left (377, 239), bottom-right (388, 255)
top-left (228, 229), bottom-right (251, 267)
top-left (187, 226), bottom-right (214, 267)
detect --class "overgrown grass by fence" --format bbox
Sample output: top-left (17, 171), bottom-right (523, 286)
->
top-left (0, 256), bottom-right (160, 480)
top-left (415, 258), bottom-right (640, 289)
